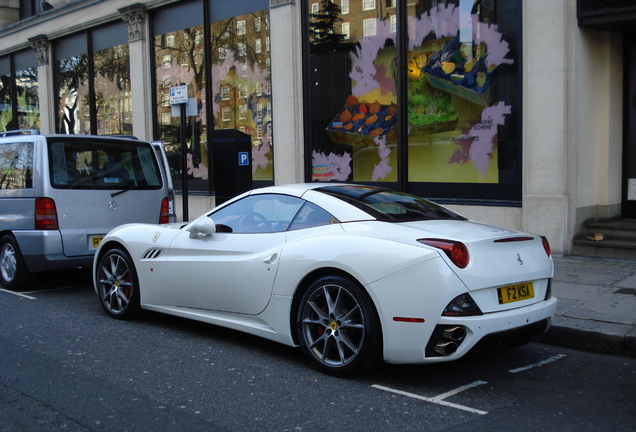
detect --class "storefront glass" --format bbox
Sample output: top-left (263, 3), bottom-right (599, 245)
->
top-left (15, 66), bottom-right (39, 130)
top-left (308, 0), bottom-right (399, 184)
top-left (93, 23), bottom-right (132, 136)
top-left (405, 0), bottom-right (521, 202)
top-left (94, 43), bottom-right (131, 135)
top-left (14, 50), bottom-right (39, 131)
top-left (307, 0), bottom-right (522, 204)
top-left (56, 33), bottom-right (90, 134)
top-left (55, 23), bottom-right (131, 136)
top-left (209, 8), bottom-right (273, 182)
top-left (0, 57), bottom-right (12, 132)
top-left (153, 2), bottom-right (207, 191)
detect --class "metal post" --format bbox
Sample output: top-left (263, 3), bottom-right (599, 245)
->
top-left (180, 102), bottom-right (189, 221)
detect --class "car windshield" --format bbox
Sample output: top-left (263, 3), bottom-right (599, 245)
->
top-left (48, 138), bottom-right (162, 190)
top-left (317, 185), bottom-right (466, 222)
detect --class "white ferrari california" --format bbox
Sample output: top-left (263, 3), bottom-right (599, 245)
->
top-left (93, 183), bottom-right (556, 376)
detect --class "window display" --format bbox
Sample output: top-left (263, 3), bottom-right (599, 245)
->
top-left (307, 0), bottom-right (522, 204)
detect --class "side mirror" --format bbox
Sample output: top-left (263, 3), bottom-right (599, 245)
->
top-left (185, 217), bottom-right (217, 239)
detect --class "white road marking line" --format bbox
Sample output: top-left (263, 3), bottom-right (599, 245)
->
top-left (22, 286), bottom-right (76, 294)
top-left (372, 381), bottom-right (489, 416)
top-left (0, 288), bottom-right (37, 300)
top-left (508, 354), bottom-right (567, 374)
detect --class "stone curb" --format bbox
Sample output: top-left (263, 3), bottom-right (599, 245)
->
top-left (533, 316), bottom-right (636, 358)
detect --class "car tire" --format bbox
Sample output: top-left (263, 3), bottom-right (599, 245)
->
top-left (0, 234), bottom-right (31, 291)
top-left (95, 247), bottom-right (141, 320)
top-left (296, 275), bottom-right (382, 377)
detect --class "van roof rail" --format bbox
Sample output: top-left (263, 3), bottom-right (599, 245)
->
top-left (0, 129), bottom-right (40, 137)
top-left (106, 134), bottom-right (139, 140)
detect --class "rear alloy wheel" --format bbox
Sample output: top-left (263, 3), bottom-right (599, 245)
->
top-left (297, 275), bottom-right (382, 376)
top-left (0, 235), bottom-right (31, 291)
top-left (96, 248), bottom-right (141, 319)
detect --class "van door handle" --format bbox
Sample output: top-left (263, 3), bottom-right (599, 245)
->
top-left (262, 254), bottom-right (278, 264)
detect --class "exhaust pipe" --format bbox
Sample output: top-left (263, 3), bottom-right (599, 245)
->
top-left (443, 326), bottom-right (466, 341)
top-left (434, 341), bottom-right (458, 356)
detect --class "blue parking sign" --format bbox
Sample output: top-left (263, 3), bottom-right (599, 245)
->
top-left (238, 152), bottom-right (249, 166)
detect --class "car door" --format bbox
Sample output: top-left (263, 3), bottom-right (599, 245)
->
top-left (165, 193), bottom-right (305, 315)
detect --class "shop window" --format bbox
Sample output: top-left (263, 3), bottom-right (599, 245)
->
top-left (56, 51), bottom-right (90, 135)
top-left (55, 21), bottom-right (129, 136)
top-left (13, 53), bottom-right (38, 131)
top-left (306, 0), bottom-right (522, 204)
top-left (94, 43), bottom-right (131, 135)
top-left (0, 58), bottom-right (11, 132)
top-left (209, 7), bottom-right (273, 182)
top-left (154, 23), bottom-right (208, 190)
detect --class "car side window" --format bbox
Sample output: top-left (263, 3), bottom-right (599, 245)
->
top-left (288, 202), bottom-right (338, 231)
top-left (210, 194), bottom-right (305, 233)
top-left (0, 142), bottom-right (34, 189)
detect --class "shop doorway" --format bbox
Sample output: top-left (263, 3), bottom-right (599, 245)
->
top-left (623, 30), bottom-right (636, 219)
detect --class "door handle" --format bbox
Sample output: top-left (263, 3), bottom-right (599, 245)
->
top-left (262, 253), bottom-right (278, 264)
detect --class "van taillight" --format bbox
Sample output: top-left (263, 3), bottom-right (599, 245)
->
top-left (159, 197), bottom-right (170, 224)
top-left (35, 198), bottom-right (59, 230)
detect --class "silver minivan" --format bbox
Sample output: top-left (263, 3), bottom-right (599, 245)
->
top-left (0, 131), bottom-right (175, 290)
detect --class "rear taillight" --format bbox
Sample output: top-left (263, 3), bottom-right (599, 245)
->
top-left (35, 197), bottom-right (58, 230)
top-left (418, 239), bottom-right (469, 268)
top-left (541, 236), bottom-right (551, 257)
top-left (159, 197), bottom-right (170, 224)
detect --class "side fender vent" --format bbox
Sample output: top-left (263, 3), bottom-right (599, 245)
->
top-left (142, 248), bottom-right (164, 260)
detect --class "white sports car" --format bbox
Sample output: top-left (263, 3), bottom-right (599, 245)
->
top-left (93, 183), bottom-right (556, 376)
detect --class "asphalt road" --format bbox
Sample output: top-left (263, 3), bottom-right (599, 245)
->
top-left (1, 271), bottom-right (635, 432)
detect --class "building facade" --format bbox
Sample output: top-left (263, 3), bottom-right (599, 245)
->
top-left (1, 0), bottom-right (634, 256)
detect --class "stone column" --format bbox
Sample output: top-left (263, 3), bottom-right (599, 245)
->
top-left (28, 34), bottom-right (55, 134)
top-left (119, 3), bottom-right (153, 141)
top-left (270, 0), bottom-right (305, 184)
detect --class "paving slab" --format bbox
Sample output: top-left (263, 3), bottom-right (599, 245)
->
top-left (533, 256), bottom-right (636, 358)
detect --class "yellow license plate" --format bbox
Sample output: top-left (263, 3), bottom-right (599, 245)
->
top-left (497, 282), bottom-right (534, 304)
top-left (90, 236), bottom-right (104, 248)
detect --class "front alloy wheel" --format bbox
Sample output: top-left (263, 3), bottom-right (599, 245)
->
top-left (297, 275), bottom-right (382, 376)
top-left (96, 248), bottom-right (141, 319)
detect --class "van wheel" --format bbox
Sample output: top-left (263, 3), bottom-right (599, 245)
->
top-left (0, 235), bottom-right (31, 291)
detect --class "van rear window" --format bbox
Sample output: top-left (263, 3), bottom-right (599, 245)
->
top-left (49, 138), bottom-right (162, 190)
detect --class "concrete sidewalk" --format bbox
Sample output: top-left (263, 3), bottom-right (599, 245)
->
top-left (534, 255), bottom-right (636, 357)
